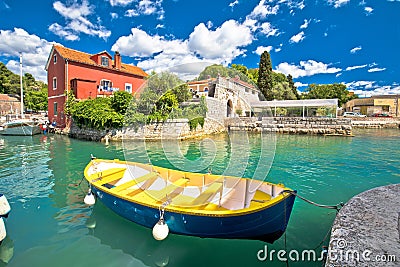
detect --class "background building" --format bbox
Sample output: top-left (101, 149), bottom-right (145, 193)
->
top-left (45, 45), bottom-right (148, 126)
top-left (343, 95), bottom-right (400, 117)
top-left (188, 76), bottom-right (259, 119)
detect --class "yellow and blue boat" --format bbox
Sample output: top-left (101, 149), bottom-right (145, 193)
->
top-left (84, 158), bottom-right (296, 242)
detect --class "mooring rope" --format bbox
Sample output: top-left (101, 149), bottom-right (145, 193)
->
top-left (280, 190), bottom-right (344, 211)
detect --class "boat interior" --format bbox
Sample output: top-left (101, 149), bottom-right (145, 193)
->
top-left (86, 159), bottom-right (287, 213)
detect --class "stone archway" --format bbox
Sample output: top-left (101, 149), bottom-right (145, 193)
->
top-left (227, 99), bottom-right (233, 117)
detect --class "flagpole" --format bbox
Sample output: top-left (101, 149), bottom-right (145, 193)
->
top-left (20, 53), bottom-right (24, 119)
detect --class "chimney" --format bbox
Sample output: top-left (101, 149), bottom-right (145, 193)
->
top-left (114, 51), bottom-right (121, 69)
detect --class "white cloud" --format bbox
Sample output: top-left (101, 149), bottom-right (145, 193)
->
top-left (254, 46), bottom-right (273, 55)
top-left (111, 12), bottom-right (119, 20)
top-left (123, 0), bottom-right (164, 19)
top-left (109, 0), bottom-right (135, 6)
top-left (346, 81), bottom-right (400, 97)
top-left (350, 46), bottom-right (362, 54)
top-left (112, 28), bottom-right (184, 57)
top-left (300, 19), bottom-right (310, 29)
top-left (346, 64), bottom-right (368, 71)
top-left (259, 22), bottom-right (280, 37)
top-left (294, 81), bottom-right (308, 88)
top-left (112, 20), bottom-right (254, 78)
top-left (49, 0), bottom-right (111, 40)
top-left (248, 0), bottom-right (279, 19)
top-left (275, 43), bottom-right (283, 52)
top-left (289, 31), bottom-right (305, 43)
top-left (0, 28), bottom-right (56, 81)
top-left (364, 6), bottom-right (373, 15)
top-left (125, 9), bottom-right (139, 17)
top-left (229, 0), bottom-right (239, 8)
top-left (275, 60), bottom-right (342, 78)
top-left (328, 0), bottom-right (350, 8)
top-left (188, 20), bottom-right (253, 62)
top-left (368, 67), bottom-right (386, 72)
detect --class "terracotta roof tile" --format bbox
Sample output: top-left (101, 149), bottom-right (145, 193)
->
top-left (53, 45), bottom-right (148, 77)
top-left (0, 94), bottom-right (19, 101)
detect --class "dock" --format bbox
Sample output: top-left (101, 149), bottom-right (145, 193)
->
top-left (326, 184), bottom-right (399, 266)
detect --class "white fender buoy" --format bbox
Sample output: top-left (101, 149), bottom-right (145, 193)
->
top-left (84, 189), bottom-right (96, 206)
top-left (152, 219), bottom-right (169, 241)
top-left (0, 218), bottom-right (6, 242)
top-left (0, 194), bottom-right (11, 217)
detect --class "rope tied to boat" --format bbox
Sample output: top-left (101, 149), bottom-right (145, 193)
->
top-left (159, 200), bottom-right (170, 221)
top-left (280, 190), bottom-right (344, 211)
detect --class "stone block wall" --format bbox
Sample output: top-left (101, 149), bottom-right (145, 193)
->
top-left (227, 117), bottom-right (353, 136)
top-left (65, 118), bottom-right (226, 141)
top-left (206, 97), bottom-right (227, 122)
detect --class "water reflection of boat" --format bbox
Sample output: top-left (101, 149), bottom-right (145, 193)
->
top-left (84, 158), bottom-right (296, 242)
top-left (0, 236), bottom-right (14, 265)
top-left (86, 203), bottom-right (171, 267)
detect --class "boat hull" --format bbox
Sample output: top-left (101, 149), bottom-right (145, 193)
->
top-left (0, 121), bottom-right (41, 136)
top-left (91, 186), bottom-right (295, 242)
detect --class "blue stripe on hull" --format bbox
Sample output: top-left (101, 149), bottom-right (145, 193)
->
top-left (92, 187), bottom-right (295, 243)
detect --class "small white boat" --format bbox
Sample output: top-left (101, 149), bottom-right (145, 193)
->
top-left (0, 120), bottom-right (41, 136)
top-left (0, 54), bottom-right (41, 136)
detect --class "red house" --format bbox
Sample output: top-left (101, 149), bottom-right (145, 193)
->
top-left (45, 45), bottom-right (148, 127)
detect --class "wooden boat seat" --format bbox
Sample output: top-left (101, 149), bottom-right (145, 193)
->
top-left (250, 190), bottom-right (272, 203)
top-left (110, 172), bottom-right (159, 192)
top-left (149, 177), bottom-right (189, 202)
top-left (191, 182), bottom-right (223, 206)
top-left (89, 167), bottom-right (127, 185)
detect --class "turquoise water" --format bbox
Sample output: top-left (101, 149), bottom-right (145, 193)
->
top-left (0, 129), bottom-right (399, 266)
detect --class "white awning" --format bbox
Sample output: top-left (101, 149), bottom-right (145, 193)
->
top-left (251, 98), bottom-right (338, 108)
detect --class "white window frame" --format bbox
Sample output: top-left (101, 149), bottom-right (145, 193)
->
top-left (100, 79), bottom-right (112, 89)
top-left (101, 56), bottom-right (109, 67)
top-left (54, 102), bottom-right (58, 116)
top-left (53, 77), bottom-right (57, 90)
top-left (125, 83), bottom-right (132, 94)
top-left (53, 54), bottom-right (57, 63)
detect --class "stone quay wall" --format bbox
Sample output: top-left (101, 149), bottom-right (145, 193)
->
top-left (226, 117), bottom-right (353, 136)
top-left (350, 117), bottom-right (400, 128)
top-left (61, 118), bottom-right (225, 142)
top-left (326, 184), bottom-right (399, 267)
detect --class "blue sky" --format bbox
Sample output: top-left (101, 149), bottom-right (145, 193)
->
top-left (0, 0), bottom-right (399, 96)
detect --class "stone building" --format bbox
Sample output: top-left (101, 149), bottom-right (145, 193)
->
top-left (187, 75), bottom-right (260, 120)
top-left (0, 94), bottom-right (20, 117)
top-left (343, 95), bottom-right (400, 117)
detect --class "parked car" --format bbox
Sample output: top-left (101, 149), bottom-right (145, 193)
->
top-left (371, 113), bottom-right (392, 118)
top-left (343, 112), bottom-right (367, 118)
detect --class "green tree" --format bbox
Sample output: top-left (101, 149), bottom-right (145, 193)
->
top-left (302, 83), bottom-right (357, 106)
top-left (197, 64), bottom-right (232, 80)
top-left (151, 90), bottom-right (179, 121)
top-left (136, 88), bottom-right (159, 115)
top-left (68, 97), bottom-right (123, 129)
top-left (146, 71), bottom-right (182, 96)
top-left (287, 74), bottom-right (299, 100)
top-left (257, 51), bottom-right (274, 100)
top-left (24, 87), bottom-right (48, 111)
top-left (248, 68), bottom-right (259, 84)
top-left (231, 64), bottom-right (249, 77)
top-left (111, 90), bottom-right (133, 114)
top-left (171, 84), bottom-right (192, 103)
